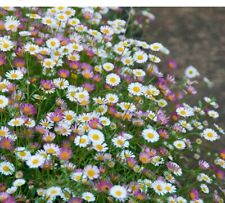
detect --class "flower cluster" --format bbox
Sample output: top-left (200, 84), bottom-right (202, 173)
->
top-left (0, 7), bottom-right (224, 203)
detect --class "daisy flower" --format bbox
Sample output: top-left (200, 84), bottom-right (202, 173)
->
top-left (24, 43), bottom-right (39, 55)
top-left (152, 180), bottom-right (167, 195)
top-left (88, 129), bottom-right (105, 144)
top-left (164, 183), bottom-right (176, 193)
top-left (0, 95), bottom-right (9, 109)
top-left (149, 54), bottom-right (161, 63)
top-left (15, 148), bottom-right (31, 161)
top-left (0, 161), bottom-right (15, 175)
top-left (142, 128), bottom-right (160, 143)
top-left (8, 117), bottom-right (24, 127)
top-left (133, 50), bottom-right (148, 63)
top-left (53, 78), bottom-right (69, 89)
top-left (109, 185), bottom-right (127, 201)
top-left (4, 16), bottom-right (20, 32)
top-left (6, 70), bottom-right (24, 80)
top-left (13, 179), bottom-right (26, 187)
top-left (68, 18), bottom-right (80, 26)
top-left (200, 184), bottom-right (209, 194)
top-left (46, 186), bottom-right (62, 198)
top-left (42, 58), bottom-right (56, 69)
top-left (176, 106), bottom-right (194, 117)
top-left (114, 43), bottom-right (126, 55)
top-left (184, 65), bottom-right (200, 79)
top-left (74, 135), bottom-right (90, 147)
top-left (118, 102), bottom-right (136, 112)
top-left (42, 17), bottom-right (57, 26)
top-left (149, 42), bottom-right (163, 51)
top-left (103, 62), bottom-right (114, 71)
top-left (70, 170), bottom-right (85, 182)
top-left (43, 143), bottom-right (60, 155)
top-left (56, 13), bottom-right (68, 22)
top-left (0, 126), bottom-right (10, 137)
top-left (133, 69), bottom-right (146, 77)
top-left (100, 117), bottom-right (111, 126)
top-left (0, 37), bottom-right (14, 51)
top-left (84, 165), bottom-right (100, 180)
top-left (106, 73), bottom-right (121, 86)
top-left (128, 82), bottom-right (143, 96)
top-left (173, 140), bottom-right (186, 150)
top-left (26, 154), bottom-right (45, 168)
top-left (100, 25), bottom-right (114, 35)
top-left (105, 93), bottom-right (119, 104)
top-left (201, 128), bottom-right (219, 141)
top-left (82, 192), bottom-right (95, 202)
top-left (112, 136), bottom-right (129, 148)
top-left (207, 110), bottom-right (219, 119)
top-left (46, 38), bottom-right (60, 50)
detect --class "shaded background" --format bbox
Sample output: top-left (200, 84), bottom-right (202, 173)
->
top-left (140, 8), bottom-right (225, 127)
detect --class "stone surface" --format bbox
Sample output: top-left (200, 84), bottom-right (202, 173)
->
top-left (142, 8), bottom-right (225, 127)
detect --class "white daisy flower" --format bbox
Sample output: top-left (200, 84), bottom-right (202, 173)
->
top-left (43, 143), bottom-right (60, 156)
top-left (46, 186), bottom-right (62, 197)
top-left (84, 165), bottom-right (100, 180)
top-left (13, 179), bottom-right (26, 187)
top-left (184, 65), bottom-right (200, 79)
top-left (200, 184), bottom-right (209, 193)
top-left (149, 54), bottom-right (161, 63)
top-left (56, 13), bottom-right (68, 22)
top-left (24, 43), bottom-right (39, 54)
top-left (42, 58), bottom-right (56, 69)
top-left (46, 38), bottom-right (60, 49)
top-left (0, 126), bottom-right (10, 137)
top-left (128, 82), bottom-right (143, 96)
top-left (16, 149), bottom-right (31, 161)
top-left (118, 102), bottom-right (136, 112)
top-left (0, 161), bottom-right (15, 175)
top-left (68, 18), bottom-right (80, 26)
top-left (173, 140), bottom-right (186, 150)
top-left (207, 110), bottom-right (219, 119)
top-left (201, 128), bottom-right (219, 141)
top-left (88, 129), bottom-right (105, 144)
top-left (8, 117), bottom-right (24, 127)
top-left (42, 17), bottom-right (57, 27)
top-left (0, 95), bottom-right (9, 109)
top-left (93, 142), bottom-right (108, 152)
top-left (100, 117), bottom-right (111, 126)
top-left (176, 106), bottom-right (194, 117)
top-left (152, 180), bottom-right (167, 195)
top-left (0, 37), bottom-right (14, 51)
top-left (164, 183), bottom-right (176, 193)
top-left (157, 99), bottom-right (168, 108)
top-left (106, 73), bottom-right (121, 86)
top-left (109, 185), bottom-right (127, 201)
top-left (6, 70), bottom-right (24, 80)
top-left (105, 93), bottom-right (119, 104)
top-left (82, 192), bottom-right (95, 202)
top-left (133, 50), bottom-right (148, 63)
top-left (4, 16), bottom-right (20, 32)
top-left (149, 42), bottom-right (163, 51)
top-left (103, 62), bottom-right (114, 71)
top-left (6, 186), bottom-right (17, 194)
top-left (70, 171), bottom-right (86, 182)
top-left (74, 135), bottom-right (90, 147)
top-left (53, 78), bottom-right (69, 89)
top-left (142, 128), bottom-right (159, 143)
top-left (26, 155), bottom-right (45, 168)
top-left (100, 25), bottom-right (114, 35)
top-left (112, 136), bottom-right (129, 148)
top-left (133, 69), bottom-right (146, 77)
